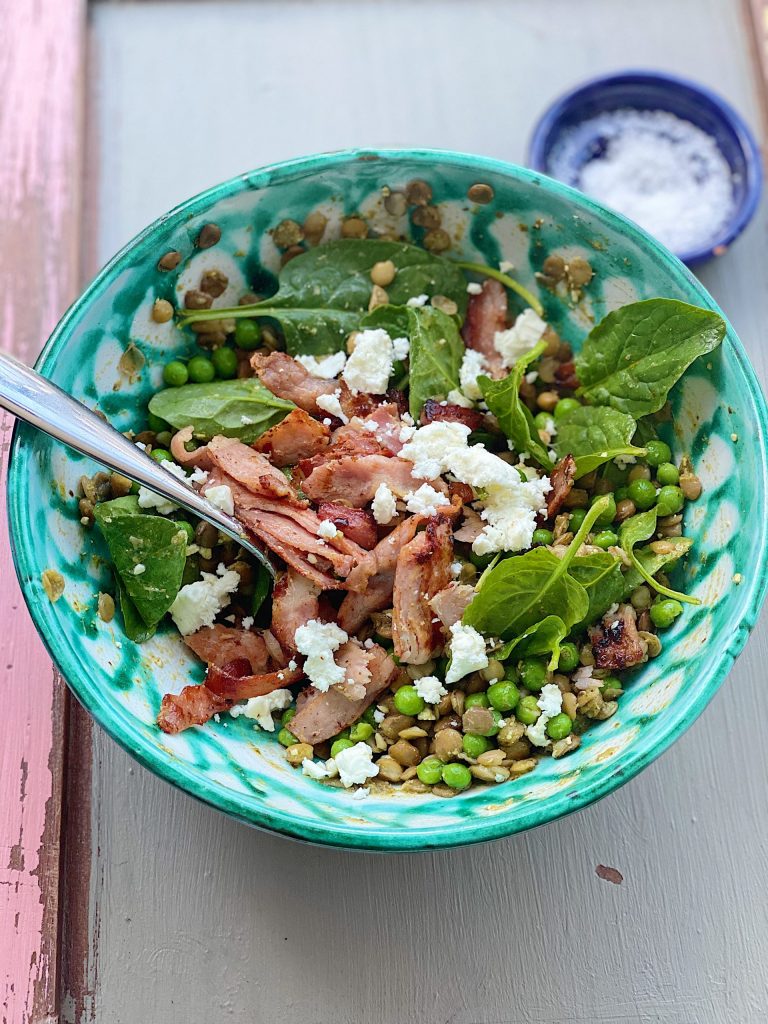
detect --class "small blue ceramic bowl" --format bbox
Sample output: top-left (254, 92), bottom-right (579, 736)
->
top-left (527, 70), bottom-right (763, 265)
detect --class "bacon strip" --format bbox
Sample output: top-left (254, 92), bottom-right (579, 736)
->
top-left (184, 625), bottom-right (271, 672)
top-left (302, 455), bottom-right (438, 508)
top-left (207, 435), bottom-right (306, 507)
top-left (251, 351), bottom-right (339, 415)
top-left (252, 408), bottom-right (330, 467)
top-left (462, 280), bottom-right (507, 378)
top-left (421, 399), bottom-right (484, 432)
top-left (170, 426), bottom-right (213, 469)
top-left (157, 686), bottom-right (231, 734)
top-left (545, 454), bottom-right (576, 520)
top-left (392, 516), bottom-right (454, 664)
top-left (317, 501), bottom-right (378, 549)
top-left (205, 660), bottom-right (303, 700)
top-left (429, 582), bottom-right (475, 629)
top-left (270, 570), bottom-right (320, 653)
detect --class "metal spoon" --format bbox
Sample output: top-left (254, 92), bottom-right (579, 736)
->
top-left (0, 351), bottom-right (275, 576)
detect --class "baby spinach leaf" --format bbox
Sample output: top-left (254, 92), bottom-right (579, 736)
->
top-left (97, 495), bottom-right (141, 517)
top-left (570, 552), bottom-right (625, 627)
top-left (406, 305), bottom-right (464, 419)
top-left (495, 616), bottom-right (567, 670)
top-left (94, 507), bottom-right (188, 626)
top-left (554, 406), bottom-right (646, 477)
top-left (115, 577), bottom-right (156, 643)
top-left (619, 510), bottom-right (699, 605)
top-left (149, 378), bottom-right (294, 442)
top-left (179, 240), bottom-right (468, 355)
top-left (576, 298), bottom-right (726, 417)
top-left (478, 341), bottom-right (553, 470)
top-left (359, 303), bottom-right (410, 339)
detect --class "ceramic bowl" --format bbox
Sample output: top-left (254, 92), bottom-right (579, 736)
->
top-left (9, 149), bottom-right (768, 851)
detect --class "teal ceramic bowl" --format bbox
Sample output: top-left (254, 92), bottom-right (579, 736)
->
top-left (9, 149), bottom-right (768, 851)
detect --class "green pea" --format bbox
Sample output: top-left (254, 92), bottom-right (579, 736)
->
top-left (464, 692), bottom-right (490, 709)
top-left (532, 528), bottom-right (553, 547)
top-left (362, 706), bottom-right (378, 727)
top-left (534, 411), bottom-right (554, 431)
top-left (645, 439), bottom-right (672, 467)
top-left (554, 397), bottom-right (580, 421)
top-left (393, 685), bottom-right (425, 716)
top-left (594, 530), bottom-right (618, 549)
top-left (163, 360), bottom-right (188, 387)
top-left (600, 676), bottom-right (623, 699)
top-left (176, 520), bottom-right (195, 544)
top-left (591, 493), bottom-right (616, 526)
top-left (656, 462), bottom-right (679, 486)
top-left (278, 728), bottom-right (297, 747)
top-left (147, 411), bottom-right (170, 433)
top-left (441, 762), bottom-right (472, 791)
top-left (614, 485), bottom-right (630, 502)
top-left (558, 642), bottom-right (580, 673)
top-left (462, 733), bottom-right (493, 758)
top-left (211, 346), bottom-right (238, 379)
top-left (187, 355), bottom-right (216, 383)
top-left (416, 756), bottom-right (444, 785)
top-left (569, 508), bottom-right (587, 531)
top-left (349, 722), bottom-right (374, 742)
top-left (469, 549), bottom-right (495, 570)
top-left (655, 485), bottom-right (684, 517)
top-left (150, 448), bottom-right (173, 464)
top-left (516, 695), bottom-right (541, 725)
top-left (546, 713), bottom-right (573, 741)
top-left (627, 478), bottom-right (657, 510)
top-left (650, 599), bottom-right (683, 628)
top-left (335, 728), bottom-right (351, 741)
top-left (487, 680), bottom-right (520, 712)
top-left (330, 737), bottom-right (355, 758)
top-left (519, 658), bottom-right (548, 692)
top-left (281, 707), bottom-right (296, 726)
top-left (234, 318), bottom-right (261, 350)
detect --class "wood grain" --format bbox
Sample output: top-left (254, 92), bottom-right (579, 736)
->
top-left (0, 2), bottom-right (87, 1022)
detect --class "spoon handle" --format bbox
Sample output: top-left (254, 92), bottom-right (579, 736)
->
top-left (0, 351), bottom-right (274, 574)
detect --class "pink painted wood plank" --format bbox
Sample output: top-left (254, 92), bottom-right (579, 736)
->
top-left (0, 2), bottom-right (87, 1022)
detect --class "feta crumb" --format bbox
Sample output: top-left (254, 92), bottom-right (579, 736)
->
top-left (351, 787), bottom-right (370, 801)
top-left (170, 568), bottom-right (240, 635)
top-left (294, 619), bottom-right (348, 691)
top-left (371, 481), bottom-right (398, 524)
top-left (450, 561), bottom-right (462, 577)
top-left (322, 417), bottom-right (332, 426)
top-left (466, 281), bottom-right (483, 295)
top-left (363, 638), bottom-right (374, 649)
top-left (414, 675), bottom-right (447, 704)
top-left (204, 483), bottom-right (234, 517)
top-left (447, 388), bottom-right (474, 409)
top-left (342, 328), bottom-right (396, 394)
top-left (392, 336), bottom-right (410, 361)
top-left (398, 425), bottom-right (417, 443)
top-left (499, 260), bottom-right (515, 273)
top-left (137, 458), bottom-right (189, 515)
top-left (334, 742), bottom-right (379, 787)
top-left (188, 466), bottom-right (209, 486)
top-left (302, 758), bottom-right (331, 780)
top-left (401, 413), bottom-right (415, 426)
top-left (493, 308), bottom-right (548, 368)
top-left (316, 390), bottom-right (349, 424)
top-left (459, 349), bottom-right (488, 401)
top-left (133, 563), bottom-right (146, 575)
top-left (405, 483), bottom-right (451, 516)
top-left (399, 421), bottom-right (472, 479)
top-left (446, 622), bottom-right (488, 684)
top-left (231, 688), bottom-right (292, 731)
top-left (295, 351), bottom-right (347, 378)
top-left (373, 708), bottom-right (385, 724)
top-left (317, 519), bottom-right (340, 540)
top-left (288, 659), bottom-right (297, 670)
top-left (613, 453), bottom-right (637, 470)
top-left (526, 683), bottom-right (563, 748)
top-left (213, 713), bottom-right (221, 723)
top-left (241, 616), bottom-right (254, 630)
top-left (525, 370), bottom-right (539, 384)
top-left (406, 294), bottom-right (429, 307)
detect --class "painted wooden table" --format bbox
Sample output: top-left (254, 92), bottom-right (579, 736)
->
top-left (3, 1), bottom-right (768, 1021)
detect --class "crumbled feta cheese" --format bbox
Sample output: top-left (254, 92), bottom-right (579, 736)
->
top-left (316, 390), bottom-right (348, 424)
top-left (614, 453), bottom-right (637, 470)
top-left (317, 519), bottom-right (340, 540)
top-left (213, 713), bottom-right (221, 723)
top-left (447, 388), bottom-right (474, 409)
top-left (189, 466), bottom-right (209, 486)
top-left (133, 563), bottom-right (146, 576)
top-left (170, 568), bottom-right (240, 635)
top-left (450, 561), bottom-right (462, 577)
top-left (288, 659), bottom-right (298, 671)
top-left (526, 683), bottom-right (563, 748)
top-left (499, 260), bottom-right (515, 273)
top-left (466, 281), bottom-right (483, 295)
top-left (414, 675), bottom-right (447, 704)
top-left (525, 371), bottom-right (539, 384)
top-left (406, 294), bottom-right (429, 307)
top-left (446, 622), bottom-right (488, 684)
top-left (391, 336), bottom-right (410, 361)
top-left (334, 742), bottom-right (379, 787)
top-left (493, 308), bottom-right (548, 368)
top-left (572, 665), bottom-right (595, 690)
top-left (371, 482), bottom-right (398, 524)
top-left (294, 619), bottom-right (348, 692)
top-left (230, 688), bottom-right (292, 731)
top-left (322, 417), bottom-right (332, 426)
top-left (302, 758), bottom-right (332, 780)
top-left (373, 708), bottom-right (385, 724)
top-left (398, 425), bottom-right (417, 443)
top-left (295, 351), bottom-right (347, 378)
top-left (399, 421), bottom-right (472, 479)
top-left (137, 458), bottom-right (189, 515)
top-left (241, 616), bottom-right (254, 630)
top-left (459, 349), bottom-right (488, 401)
top-left (405, 484), bottom-right (451, 516)
top-left (401, 413), bottom-right (415, 426)
top-left (542, 417), bottom-right (556, 436)
top-left (342, 328), bottom-right (396, 394)
top-left (351, 787), bottom-right (370, 800)
top-left (204, 483), bottom-right (234, 517)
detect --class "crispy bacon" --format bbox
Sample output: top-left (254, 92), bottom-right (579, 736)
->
top-left (157, 685), bottom-right (231, 734)
top-left (334, 639), bottom-right (372, 701)
top-left (545, 454), bottom-right (576, 520)
top-left (448, 480), bottom-right (475, 505)
top-left (462, 279), bottom-right (507, 378)
top-left (289, 644), bottom-right (398, 745)
top-left (270, 570), bottom-right (320, 653)
top-left (251, 351), bottom-right (339, 415)
top-left (429, 582), bottom-right (475, 629)
top-left (590, 605), bottom-right (648, 670)
top-left (297, 427), bottom-right (385, 477)
top-left (359, 404), bottom-right (410, 455)
top-left (555, 361), bottom-right (580, 390)
top-left (454, 506), bottom-right (484, 544)
top-left (252, 408), bottom-right (330, 467)
top-left (205, 659), bottom-right (303, 700)
top-left (302, 455), bottom-right (439, 509)
top-left (207, 435), bottom-right (306, 507)
top-left (317, 501), bottom-right (378, 549)
top-left (184, 625), bottom-right (271, 672)
top-left (337, 570), bottom-right (395, 633)
top-left (170, 426), bottom-right (213, 469)
top-left (392, 515), bottom-right (454, 664)
top-left (420, 399), bottom-right (484, 432)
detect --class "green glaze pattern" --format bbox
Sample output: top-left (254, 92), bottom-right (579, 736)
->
top-left (8, 150), bottom-right (768, 851)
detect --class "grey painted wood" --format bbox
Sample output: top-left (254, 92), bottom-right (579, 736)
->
top-left (80, 2), bottom-right (768, 1022)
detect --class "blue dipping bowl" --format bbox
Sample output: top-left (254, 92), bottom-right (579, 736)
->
top-left (527, 70), bottom-right (763, 265)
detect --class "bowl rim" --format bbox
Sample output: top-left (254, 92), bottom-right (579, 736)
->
top-left (8, 146), bottom-right (768, 851)
top-left (526, 68), bottom-right (764, 265)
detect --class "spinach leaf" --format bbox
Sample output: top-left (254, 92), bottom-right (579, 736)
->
top-left (359, 303), bottom-right (410, 338)
top-left (618, 510), bottom-right (699, 605)
top-left (576, 298), bottom-right (726, 417)
top-left (632, 417), bottom-right (660, 448)
top-left (463, 496), bottom-right (610, 637)
top-left (149, 378), bottom-right (294, 443)
top-left (554, 406), bottom-right (646, 477)
top-left (94, 506), bottom-right (188, 626)
top-left (115, 577), bottom-right (156, 643)
top-left (180, 240), bottom-right (468, 355)
top-left (406, 305), bottom-right (464, 419)
top-left (495, 616), bottom-right (568, 670)
top-left (478, 341), bottom-right (553, 470)
top-left (570, 552), bottom-right (625, 626)
top-left (97, 495), bottom-right (141, 517)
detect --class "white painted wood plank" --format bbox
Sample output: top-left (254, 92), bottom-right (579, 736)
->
top-left (84, 2), bottom-right (768, 1022)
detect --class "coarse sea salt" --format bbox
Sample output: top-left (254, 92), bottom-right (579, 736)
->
top-left (556, 109), bottom-right (735, 253)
